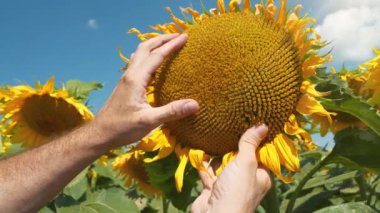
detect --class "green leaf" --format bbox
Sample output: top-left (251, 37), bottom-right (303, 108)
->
top-left (37, 207), bottom-right (55, 213)
top-left (144, 153), bottom-right (198, 211)
top-left (293, 187), bottom-right (334, 213)
top-left (332, 128), bottom-right (380, 175)
top-left (313, 202), bottom-right (376, 213)
top-left (55, 194), bottom-right (81, 212)
top-left (322, 97), bottom-right (380, 136)
top-left (65, 80), bottom-right (103, 101)
top-left (63, 167), bottom-right (89, 200)
top-left (84, 188), bottom-right (139, 213)
top-left (93, 162), bottom-right (126, 189)
top-left (304, 171), bottom-right (359, 190)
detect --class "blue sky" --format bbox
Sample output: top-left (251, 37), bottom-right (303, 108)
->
top-left (1, 0), bottom-right (379, 147)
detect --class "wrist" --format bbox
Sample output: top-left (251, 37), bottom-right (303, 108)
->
top-left (86, 118), bottom-right (118, 152)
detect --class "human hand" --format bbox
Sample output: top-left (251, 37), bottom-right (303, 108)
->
top-left (94, 34), bottom-right (199, 147)
top-left (191, 125), bottom-right (271, 213)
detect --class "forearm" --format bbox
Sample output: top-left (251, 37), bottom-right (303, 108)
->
top-left (0, 121), bottom-right (113, 212)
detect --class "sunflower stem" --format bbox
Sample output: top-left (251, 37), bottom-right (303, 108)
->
top-left (285, 154), bottom-right (333, 213)
top-left (162, 196), bottom-right (169, 213)
top-left (261, 174), bottom-right (280, 213)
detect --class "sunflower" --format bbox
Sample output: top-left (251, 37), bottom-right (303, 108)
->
top-left (359, 48), bottom-right (380, 108)
top-left (112, 150), bottom-right (161, 196)
top-left (0, 77), bottom-right (93, 148)
top-left (120, 0), bottom-right (332, 191)
top-left (325, 49), bottom-right (380, 133)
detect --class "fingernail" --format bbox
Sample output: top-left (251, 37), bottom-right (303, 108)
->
top-left (253, 124), bottom-right (268, 139)
top-left (183, 101), bottom-right (199, 114)
top-left (180, 33), bottom-right (188, 38)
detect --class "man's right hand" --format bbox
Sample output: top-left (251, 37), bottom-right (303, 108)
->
top-left (94, 34), bottom-right (199, 148)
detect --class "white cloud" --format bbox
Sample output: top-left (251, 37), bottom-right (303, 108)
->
top-left (87, 19), bottom-right (98, 30)
top-left (315, 5), bottom-right (380, 65)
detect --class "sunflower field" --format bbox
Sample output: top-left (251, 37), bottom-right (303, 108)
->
top-left (1, 0), bottom-right (380, 212)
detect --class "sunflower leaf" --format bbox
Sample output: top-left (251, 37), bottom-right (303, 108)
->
top-left (65, 80), bottom-right (103, 101)
top-left (63, 167), bottom-right (89, 200)
top-left (144, 152), bottom-right (198, 211)
top-left (313, 202), bottom-right (376, 213)
top-left (331, 128), bottom-right (380, 175)
top-left (322, 97), bottom-right (380, 136)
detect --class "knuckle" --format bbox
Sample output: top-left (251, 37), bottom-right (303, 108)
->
top-left (121, 74), bottom-right (136, 85)
top-left (169, 103), bottom-right (180, 117)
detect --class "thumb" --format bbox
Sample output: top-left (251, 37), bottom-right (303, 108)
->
top-left (237, 124), bottom-right (268, 162)
top-left (149, 99), bottom-right (199, 125)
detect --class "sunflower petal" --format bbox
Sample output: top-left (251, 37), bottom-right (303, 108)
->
top-left (242, 0), bottom-right (251, 13)
top-left (42, 77), bottom-right (55, 93)
top-left (258, 143), bottom-right (293, 183)
top-left (217, 0), bottom-right (226, 13)
top-left (215, 151), bottom-right (237, 176)
top-left (273, 134), bottom-right (300, 172)
top-left (165, 7), bottom-right (189, 30)
top-left (174, 145), bottom-right (190, 192)
top-left (301, 81), bottom-right (330, 97)
top-left (188, 149), bottom-right (208, 173)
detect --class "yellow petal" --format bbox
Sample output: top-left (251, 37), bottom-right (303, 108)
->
top-left (188, 149), bottom-right (208, 173)
top-left (273, 134), bottom-right (300, 172)
top-left (215, 151), bottom-right (237, 176)
top-left (144, 138), bottom-right (175, 163)
top-left (228, 0), bottom-right (239, 12)
top-left (254, 4), bottom-right (263, 15)
top-left (296, 95), bottom-right (332, 125)
top-left (180, 7), bottom-right (200, 20)
top-left (217, 0), bottom-right (226, 13)
top-left (118, 48), bottom-right (129, 63)
top-left (146, 86), bottom-right (156, 105)
top-left (300, 81), bottom-right (330, 97)
top-left (165, 7), bottom-right (189, 30)
top-left (265, 2), bottom-right (277, 20)
top-left (42, 76), bottom-right (55, 93)
top-left (284, 114), bottom-right (315, 150)
top-left (128, 28), bottom-right (147, 41)
top-left (258, 143), bottom-right (293, 183)
top-left (174, 145), bottom-right (190, 192)
top-left (242, 0), bottom-right (251, 13)
top-left (277, 0), bottom-right (287, 25)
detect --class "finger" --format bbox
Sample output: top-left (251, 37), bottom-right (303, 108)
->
top-left (256, 166), bottom-right (272, 194)
top-left (132, 33), bottom-right (179, 65)
top-left (236, 124), bottom-right (268, 163)
top-left (138, 34), bottom-right (188, 83)
top-left (148, 99), bottom-right (199, 126)
top-left (198, 161), bottom-right (217, 190)
top-left (151, 33), bottom-right (188, 56)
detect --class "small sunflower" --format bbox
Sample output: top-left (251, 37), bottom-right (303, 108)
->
top-left (120, 0), bottom-right (332, 191)
top-left (112, 150), bottom-right (161, 196)
top-left (327, 48), bottom-right (380, 133)
top-left (0, 77), bottom-right (93, 148)
top-left (359, 48), bottom-right (380, 108)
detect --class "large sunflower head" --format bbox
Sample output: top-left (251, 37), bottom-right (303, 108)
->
top-left (120, 0), bottom-right (332, 191)
top-left (112, 150), bottom-right (161, 196)
top-left (0, 77), bottom-right (93, 148)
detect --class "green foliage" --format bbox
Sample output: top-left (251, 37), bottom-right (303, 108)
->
top-left (65, 80), bottom-right (103, 101)
top-left (314, 202), bottom-right (376, 213)
top-left (332, 128), bottom-right (380, 175)
top-left (144, 152), bottom-right (199, 211)
top-left (63, 167), bottom-right (90, 200)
